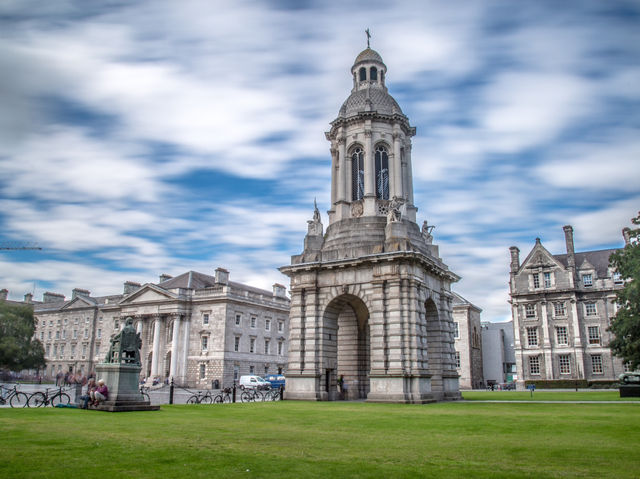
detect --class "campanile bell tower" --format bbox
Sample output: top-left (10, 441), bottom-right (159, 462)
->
top-left (281, 41), bottom-right (461, 403)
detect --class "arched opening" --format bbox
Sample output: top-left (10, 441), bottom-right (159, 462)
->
top-left (323, 294), bottom-right (370, 400)
top-left (359, 67), bottom-right (366, 81)
top-left (146, 352), bottom-right (153, 378)
top-left (424, 299), bottom-right (443, 392)
top-left (164, 351), bottom-right (172, 378)
top-left (370, 66), bottom-right (377, 81)
top-left (375, 144), bottom-right (389, 200)
top-left (351, 147), bottom-right (364, 201)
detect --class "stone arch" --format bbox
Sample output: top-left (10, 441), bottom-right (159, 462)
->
top-left (164, 351), bottom-right (171, 378)
top-left (146, 351), bottom-right (153, 378)
top-left (322, 293), bottom-right (371, 400)
top-left (424, 298), bottom-right (443, 392)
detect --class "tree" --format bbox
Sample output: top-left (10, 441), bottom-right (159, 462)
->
top-left (608, 212), bottom-right (640, 370)
top-left (0, 301), bottom-right (45, 371)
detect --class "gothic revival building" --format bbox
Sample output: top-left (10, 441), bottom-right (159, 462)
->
top-left (280, 46), bottom-right (461, 403)
top-left (32, 268), bottom-right (289, 388)
top-left (509, 226), bottom-right (626, 387)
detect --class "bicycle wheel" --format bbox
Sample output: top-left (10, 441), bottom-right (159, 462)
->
top-left (51, 392), bottom-right (71, 407)
top-left (224, 393), bottom-right (232, 403)
top-left (201, 394), bottom-right (213, 405)
top-left (27, 392), bottom-right (47, 408)
top-left (142, 392), bottom-right (150, 402)
top-left (240, 391), bottom-right (252, 403)
top-left (10, 392), bottom-right (29, 408)
top-left (254, 391), bottom-right (264, 402)
top-left (213, 394), bottom-right (223, 404)
top-left (186, 395), bottom-right (199, 404)
top-left (272, 389), bottom-right (281, 401)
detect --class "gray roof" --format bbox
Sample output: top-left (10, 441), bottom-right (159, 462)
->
top-left (338, 87), bottom-right (403, 118)
top-left (158, 270), bottom-right (275, 297)
top-left (353, 48), bottom-right (385, 66)
top-left (553, 248), bottom-right (618, 278)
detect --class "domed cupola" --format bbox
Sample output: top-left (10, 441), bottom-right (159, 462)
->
top-left (351, 47), bottom-right (387, 92)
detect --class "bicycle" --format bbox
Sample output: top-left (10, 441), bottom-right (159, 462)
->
top-left (213, 387), bottom-right (233, 403)
top-left (0, 384), bottom-right (29, 408)
top-left (140, 386), bottom-right (150, 402)
top-left (27, 387), bottom-right (71, 407)
top-left (240, 388), bottom-right (264, 403)
top-left (186, 390), bottom-right (213, 404)
top-left (264, 387), bottom-right (282, 402)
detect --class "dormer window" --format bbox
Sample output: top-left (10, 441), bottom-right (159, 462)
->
top-left (359, 67), bottom-right (366, 81)
top-left (375, 145), bottom-right (389, 200)
top-left (370, 66), bottom-right (377, 81)
top-left (582, 274), bottom-right (593, 287)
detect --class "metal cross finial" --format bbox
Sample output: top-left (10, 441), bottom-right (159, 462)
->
top-left (365, 28), bottom-right (371, 48)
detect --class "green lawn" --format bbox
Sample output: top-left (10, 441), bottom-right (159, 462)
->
top-left (1, 401), bottom-right (639, 478)
top-left (462, 390), bottom-right (640, 401)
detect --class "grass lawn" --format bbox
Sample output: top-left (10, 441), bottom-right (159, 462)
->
top-left (462, 390), bottom-right (640, 401)
top-left (1, 401), bottom-right (639, 479)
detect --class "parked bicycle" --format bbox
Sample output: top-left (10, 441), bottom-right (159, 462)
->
top-left (27, 387), bottom-right (71, 407)
top-left (186, 390), bottom-right (213, 404)
top-left (240, 388), bottom-right (264, 403)
top-left (140, 386), bottom-right (150, 402)
top-left (213, 387), bottom-right (233, 404)
top-left (264, 387), bottom-right (282, 402)
top-left (0, 384), bottom-right (29, 408)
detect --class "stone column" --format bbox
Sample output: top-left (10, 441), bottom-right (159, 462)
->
top-left (385, 279), bottom-right (405, 374)
top-left (363, 128), bottom-right (376, 216)
top-left (569, 299), bottom-right (584, 379)
top-left (392, 131), bottom-right (403, 200)
top-left (540, 301), bottom-right (553, 380)
top-left (180, 315), bottom-right (190, 385)
top-left (150, 316), bottom-right (163, 377)
top-left (337, 137), bottom-right (346, 203)
top-left (170, 315), bottom-right (181, 379)
top-left (330, 145), bottom-right (338, 206)
top-left (511, 302), bottom-right (525, 389)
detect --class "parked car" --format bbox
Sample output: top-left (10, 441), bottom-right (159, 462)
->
top-left (238, 375), bottom-right (271, 390)
top-left (619, 372), bottom-right (640, 384)
top-left (264, 374), bottom-right (285, 389)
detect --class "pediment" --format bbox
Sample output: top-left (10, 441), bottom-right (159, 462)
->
top-left (520, 242), bottom-right (564, 271)
top-left (61, 296), bottom-right (96, 309)
top-left (119, 284), bottom-right (177, 305)
top-left (578, 259), bottom-right (595, 271)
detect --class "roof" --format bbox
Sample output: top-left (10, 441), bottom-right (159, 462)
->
top-left (353, 48), bottom-right (385, 66)
top-left (553, 248), bottom-right (618, 278)
top-left (451, 291), bottom-right (482, 311)
top-left (338, 87), bottom-right (403, 117)
top-left (158, 270), bottom-right (275, 297)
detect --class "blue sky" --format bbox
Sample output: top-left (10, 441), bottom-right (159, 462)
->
top-left (1, 1), bottom-right (638, 322)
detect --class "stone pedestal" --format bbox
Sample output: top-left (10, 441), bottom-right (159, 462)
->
top-left (95, 363), bottom-right (159, 412)
top-left (619, 385), bottom-right (640, 398)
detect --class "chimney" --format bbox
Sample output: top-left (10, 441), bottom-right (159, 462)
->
top-left (509, 247), bottom-right (520, 274)
top-left (563, 225), bottom-right (575, 269)
top-left (159, 274), bottom-right (173, 283)
top-left (0, 289), bottom-right (7, 301)
top-left (72, 288), bottom-right (90, 299)
top-left (215, 267), bottom-right (229, 285)
top-left (24, 292), bottom-right (33, 303)
top-left (43, 292), bottom-right (65, 303)
top-left (124, 281), bottom-right (141, 294)
top-left (623, 227), bottom-right (631, 246)
top-left (273, 283), bottom-right (287, 298)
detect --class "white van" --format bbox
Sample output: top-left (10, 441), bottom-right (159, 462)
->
top-left (238, 375), bottom-right (271, 390)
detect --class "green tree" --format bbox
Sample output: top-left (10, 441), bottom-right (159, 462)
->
top-left (608, 212), bottom-right (640, 370)
top-left (0, 301), bottom-right (45, 371)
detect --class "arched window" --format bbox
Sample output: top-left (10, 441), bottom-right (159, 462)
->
top-left (359, 67), bottom-right (366, 82)
top-left (370, 66), bottom-right (377, 81)
top-left (351, 147), bottom-right (364, 201)
top-left (375, 145), bottom-right (389, 200)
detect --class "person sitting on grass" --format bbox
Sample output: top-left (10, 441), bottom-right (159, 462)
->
top-left (91, 379), bottom-right (108, 407)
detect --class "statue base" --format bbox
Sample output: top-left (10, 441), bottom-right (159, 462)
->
top-left (619, 385), bottom-right (640, 398)
top-left (95, 362), bottom-right (159, 412)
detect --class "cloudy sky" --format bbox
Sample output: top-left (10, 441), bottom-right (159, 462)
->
top-left (1, 0), bottom-right (638, 322)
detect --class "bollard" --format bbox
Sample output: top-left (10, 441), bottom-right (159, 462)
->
top-left (169, 377), bottom-right (174, 405)
top-left (232, 384), bottom-right (236, 403)
top-left (280, 386), bottom-right (284, 401)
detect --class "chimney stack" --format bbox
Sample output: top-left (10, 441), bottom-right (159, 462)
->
top-left (623, 227), bottom-right (631, 246)
top-left (43, 292), bottom-right (65, 303)
top-left (24, 292), bottom-right (33, 303)
top-left (215, 267), bottom-right (229, 285)
top-left (124, 281), bottom-right (141, 294)
top-left (509, 247), bottom-right (520, 274)
top-left (159, 274), bottom-right (173, 283)
top-left (72, 288), bottom-right (90, 300)
top-left (273, 283), bottom-right (287, 298)
top-left (563, 225), bottom-right (575, 269)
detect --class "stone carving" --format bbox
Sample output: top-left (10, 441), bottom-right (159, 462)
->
top-left (422, 221), bottom-right (435, 244)
top-left (351, 201), bottom-right (363, 217)
top-left (387, 197), bottom-right (404, 224)
top-left (105, 317), bottom-right (142, 365)
top-left (307, 199), bottom-right (323, 236)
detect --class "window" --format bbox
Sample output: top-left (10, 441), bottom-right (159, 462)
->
top-left (57, 319), bottom-right (61, 326)
top-left (588, 326), bottom-right (600, 345)
top-left (585, 303), bottom-right (597, 316)
top-left (234, 336), bottom-right (240, 352)
top-left (84, 329), bottom-right (88, 339)
top-left (62, 330), bottom-right (66, 340)
top-left (453, 322), bottom-right (459, 339)
top-left (374, 145), bottom-right (389, 200)
top-left (72, 329), bottom-right (77, 339)
top-left (53, 344), bottom-right (58, 356)
top-left (278, 341), bottom-right (284, 355)
top-left (359, 67), bottom-right (366, 81)
top-left (370, 66), bottom-right (377, 81)
top-left (554, 302), bottom-right (566, 317)
top-left (525, 304), bottom-right (536, 319)
top-left (351, 147), bottom-right (365, 201)
top-left (234, 366), bottom-right (239, 381)
top-left (526, 327), bottom-right (538, 347)
top-left (559, 355), bottom-right (571, 375)
top-left (40, 331), bottom-right (44, 341)
top-left (529, 356), bottom-right (540, 375)
top-left (64, 318), bottom-right (68, 326)
top-left (249, 365), bottom-right (255, 374)
top-left (203, 313), bottom-right (209, 325)
top-left (56, 331), bottom-right (60, 339)
top-left (591, 355), bottom-right (603, 374)
top-left (455, 351), bottom-right (460, 369)
top-left (82, 344), bottom-right (87, 357)
top-left (264, 339), bottom-right (270, 355)
top-left (46, 344), bottom-right (50, 356)
top-left (556, 326), bottom-right (568, 345)
top-left (264, 365), bottom-right (269, 375)
top-left (250, 338), bottom-right (256, 353)
top-left (543, 272), bottom-right (552, 288)
top-left (59, 344), bottom-right (65, 358)
top-left (97, 329), bottom-right (101, 339)
top-left (71, 344), bottom-right (76, 358)
top-left (613, 272), bottom-right (623, 284)
top-left (235, 314), bottom-right (241, 326)
top-left (199, 363), bottom-right (206, 379)
top-left (201, 336), bottom-right (208, 351)
top-left (250, 316), bottom-right (257, 328)
top-left (265, 319), bottom-right (271, 331)
top-left (533, 273), bottom-right (540, 289)
top-left (624, 362), bottom-right (633, 373)
top-left (278, 321), bottom-right (284, 333)
top-left (582, 274), bottom-right (593, 287)
top-left (114, 319), bottom-right (120, 330)
top-left (48, 331), bottom-right (52, 340)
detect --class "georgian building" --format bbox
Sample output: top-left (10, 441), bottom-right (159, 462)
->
top-left (509, 226), bottom-right (626, 387)
top-left (452, 293), bottom-right (484, 390)
top-left (32, 268), bottom-right (289, 388)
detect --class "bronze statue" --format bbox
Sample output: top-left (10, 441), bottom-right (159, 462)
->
top-left (105, 317), bottom-right (142, 365)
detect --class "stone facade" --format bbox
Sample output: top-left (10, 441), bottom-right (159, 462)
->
top-left (509, 226), bottom-right (626, 387)
top-left (32, 269), bottom-right (289, 388)
top-left (280, 46), bottom-right (461, 403)
top-left (481, 321), bottom-right (515, 387)
top-left (452, 293), bottom-right (484, 390)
